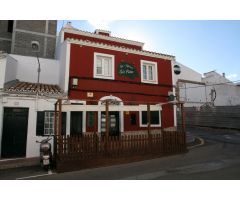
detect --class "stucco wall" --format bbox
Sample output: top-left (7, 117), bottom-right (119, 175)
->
top-left (173, 61), bottom-right (202, 84)
top-left (0, 56), bottom-right (7, 88)
top-left (58, 41), bottom-right (70, 92)
top-left (9, 54), bottom-right (59, 85)
top-left (5, 55), bottom-right (17, 83)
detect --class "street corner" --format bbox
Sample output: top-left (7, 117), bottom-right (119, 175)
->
top-left (187, 136), bottom-right (205, 150)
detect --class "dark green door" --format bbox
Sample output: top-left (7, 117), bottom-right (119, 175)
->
top-left (1, 107), bottom-right (29, 158)
top-left (70, 111), bottom-right (83, 135)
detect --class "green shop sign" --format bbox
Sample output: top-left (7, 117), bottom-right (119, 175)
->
top-left (118, 62), bottom-right (138, 79)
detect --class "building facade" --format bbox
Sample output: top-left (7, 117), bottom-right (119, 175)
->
top-left (0, 24), bottom-right (177, 159)
top-left (0, 20), bottom-right (57, 58)
top-left (58, 24), bottom-right (177, 136)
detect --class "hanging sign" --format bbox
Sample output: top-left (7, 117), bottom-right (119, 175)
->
top-left (118, 62), bottom-right (138, 79)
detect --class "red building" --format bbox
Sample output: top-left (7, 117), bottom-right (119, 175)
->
top-left (58, 23), bottom-right (176, 136)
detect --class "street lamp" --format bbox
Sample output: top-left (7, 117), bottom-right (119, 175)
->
top-left (31, 41), bottom-right (41, 111)
top-left (31, 41), bottom-right (41, 84)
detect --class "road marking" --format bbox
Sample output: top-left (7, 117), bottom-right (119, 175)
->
top-left (16, 172), bottom-right (56, 180)
top-left (224, 135), bottom-right (232, 139)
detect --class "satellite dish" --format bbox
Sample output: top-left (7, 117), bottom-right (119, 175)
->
top-left (174, 65), bottom-right (181, 75)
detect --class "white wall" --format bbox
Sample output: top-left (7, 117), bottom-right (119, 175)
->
top-left (179, 79), bottom-right (240, 107)
top-left (179, 82), bottom-right (208, 107)
top-left (0, 56), bottom-right (7, 89)
top-left (58, 41), bottom-right (70, 92)
top-left (9, 54), bottom-right (60, 85)
top-left (173, 61), bottom-right (202, 84)
top-left (5, 55), bottom-right (18, 83)
top-left (212, 84), bottom-right (240, 106)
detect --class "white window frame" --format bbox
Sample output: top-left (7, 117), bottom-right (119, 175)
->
top-left (94, 52), bottom-right (115, 80)
top-left (44, 111), bottom-right (55, 136)
top-left (139, 109), bottom-right (161, 127)
top-left (140, 60), bottom-right (158, 84)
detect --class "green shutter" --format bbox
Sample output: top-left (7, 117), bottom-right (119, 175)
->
top-left (36, 111), bottom-right (44, 136)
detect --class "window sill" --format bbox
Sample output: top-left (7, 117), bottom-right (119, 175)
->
top-left (141, 80), bottom-right (158, 84)
top-left (94, 75), bottom-right (114, 80)
top-left (140, 124), bottom-right (161, 127)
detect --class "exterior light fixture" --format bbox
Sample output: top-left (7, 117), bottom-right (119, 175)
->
top-left (31, 41), bottom-right (40, 53)
top-left (168, 91), bottom-right (175, 101)
top-left (72, 78), bottom-right (78, 88)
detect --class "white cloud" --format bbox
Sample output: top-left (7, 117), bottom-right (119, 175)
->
top-left (87, 20), bottom-right (112, 30)
top-left (226, 73), bottom-right (238, 79)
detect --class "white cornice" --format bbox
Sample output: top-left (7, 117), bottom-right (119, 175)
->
top-left (62, 28), bottom-right (144, 48)
top-left (66, 38), bottom-right (175, 61)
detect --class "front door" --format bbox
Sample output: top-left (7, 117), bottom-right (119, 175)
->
top-left (1, 107), bottom-right (29, 158)
top-left (70, 111), bottom-right (83, 136)
top-left (101, 111), bottom-right (120, 136)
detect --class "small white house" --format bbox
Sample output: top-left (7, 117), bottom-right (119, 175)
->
top-left (0, 53), bottom-right (66, 159)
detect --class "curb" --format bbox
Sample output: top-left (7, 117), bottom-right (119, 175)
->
top-left (188, 137), bottom-right (205, 150)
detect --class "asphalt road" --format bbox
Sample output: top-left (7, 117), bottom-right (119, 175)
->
top-left (1, 127), bottom-right (240, 180)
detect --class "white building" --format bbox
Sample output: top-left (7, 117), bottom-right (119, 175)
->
top-left (174, 62), bottom-right (240, 107)
top-left (0, 53), bottom-right (66, 159)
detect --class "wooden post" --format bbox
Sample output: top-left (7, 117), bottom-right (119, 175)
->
top-left (94, 111), bottom-right (97, 134)
top-left (180, 103), bottom-right (185, 133)
top-left (54, 100), bottom-right (58, 163)
top-left (54, 101), bottom-right (58, 136)
top-left (105, 100), bottom-right (109, 154)
top-left (58, 99), bottom-right (62, 136)
top-left (147, 103), bottom-right (152, 152)
top-left (105, 100), bottom-right (109, 138)
top-left (147, 103), bottom-right (151, 136)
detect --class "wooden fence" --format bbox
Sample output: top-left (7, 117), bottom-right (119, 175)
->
top-left (55, 130), bottom-right (187, 172)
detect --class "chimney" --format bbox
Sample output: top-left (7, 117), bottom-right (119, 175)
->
top-left (222, 73), bottom-right (225, 78)
top-left (94, 29), bottom-right (111, 36)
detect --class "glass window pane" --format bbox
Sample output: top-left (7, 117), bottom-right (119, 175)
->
top-left (143, 65), bottom-right (147, 80)
top-left (141, 111), bottom-right (147, 125)
top-left (151, 111), bottom-right (160, 124)
top-left (141, 111), bottom-right (160, 125)
top-left (148, 65), bottom-right (153, 80)
top-left (104, 58), bottom-right (111, 76)
top-left (50, 112), bottom-right (54, 117)
top-left (97, 57), bottom-right (102, 67)
top-left (96, 57), bottom-right (102, 75)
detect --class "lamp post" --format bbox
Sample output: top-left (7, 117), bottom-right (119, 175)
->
top-left (31, 41), bottom-right (41, 84)
top-left (31, 41), bottom-right (41, 111)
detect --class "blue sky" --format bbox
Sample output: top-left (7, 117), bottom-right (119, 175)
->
top-left (57, 20), bottom-right (240, 82)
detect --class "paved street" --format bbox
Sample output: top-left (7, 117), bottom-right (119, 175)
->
top-left (0, 127), bottom-right (240, 180)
